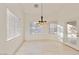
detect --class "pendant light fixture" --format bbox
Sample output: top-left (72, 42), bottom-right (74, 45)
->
top-left (38, 3), bottom-right (47, 25)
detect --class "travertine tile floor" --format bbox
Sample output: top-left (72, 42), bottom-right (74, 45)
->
top-left (16, 39), bottom-right (79, 55)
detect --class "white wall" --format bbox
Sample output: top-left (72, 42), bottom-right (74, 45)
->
top-left (0, 4), bottom-right (7, 54)
top-left (0, 4), bottom-right (24, 54)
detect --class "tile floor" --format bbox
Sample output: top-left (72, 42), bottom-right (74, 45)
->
top-left (16, 39), bottom-right (79, 55)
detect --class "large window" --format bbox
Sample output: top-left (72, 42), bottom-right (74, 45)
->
top-left (30, 21), bottom-right (48, 34)
top-left (30, 21), bottom-right (43, 34)
top-left (49, 22), bottom-right (64, 42)
top-left (7, 8), bottom-right (21, 41)
top-left (67, 21), bottom-right (77, 45)
top-left (49, 23), bottom-right (57, 34)
top-left (57, 25), bottom-right (64, 42)
top-left (67, 24), bottom-right (77, 45)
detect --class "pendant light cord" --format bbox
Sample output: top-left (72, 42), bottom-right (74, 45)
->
top-left (41, 3), bottom-right (43, 16)
top-left (41, 3), bottom-right (43, 21)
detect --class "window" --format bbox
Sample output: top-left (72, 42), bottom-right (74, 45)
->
top-left (7, 8), bottom-right (21, 41)
top-left (49, 22), bottom-right (64, 42)
top-left (49, 23), bottom-right (57, 34)
top-left (57, 25), bottom-right (64, 42)
top-left (30, 21), bottom-right (48, 34)
top-left (67, 24), bottom-right (77, 45)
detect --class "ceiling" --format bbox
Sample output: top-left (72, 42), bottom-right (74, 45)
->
top-left (21, 3), bottom-right (79, 15)
top-left (4, 3), bottom-right (79, 22)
